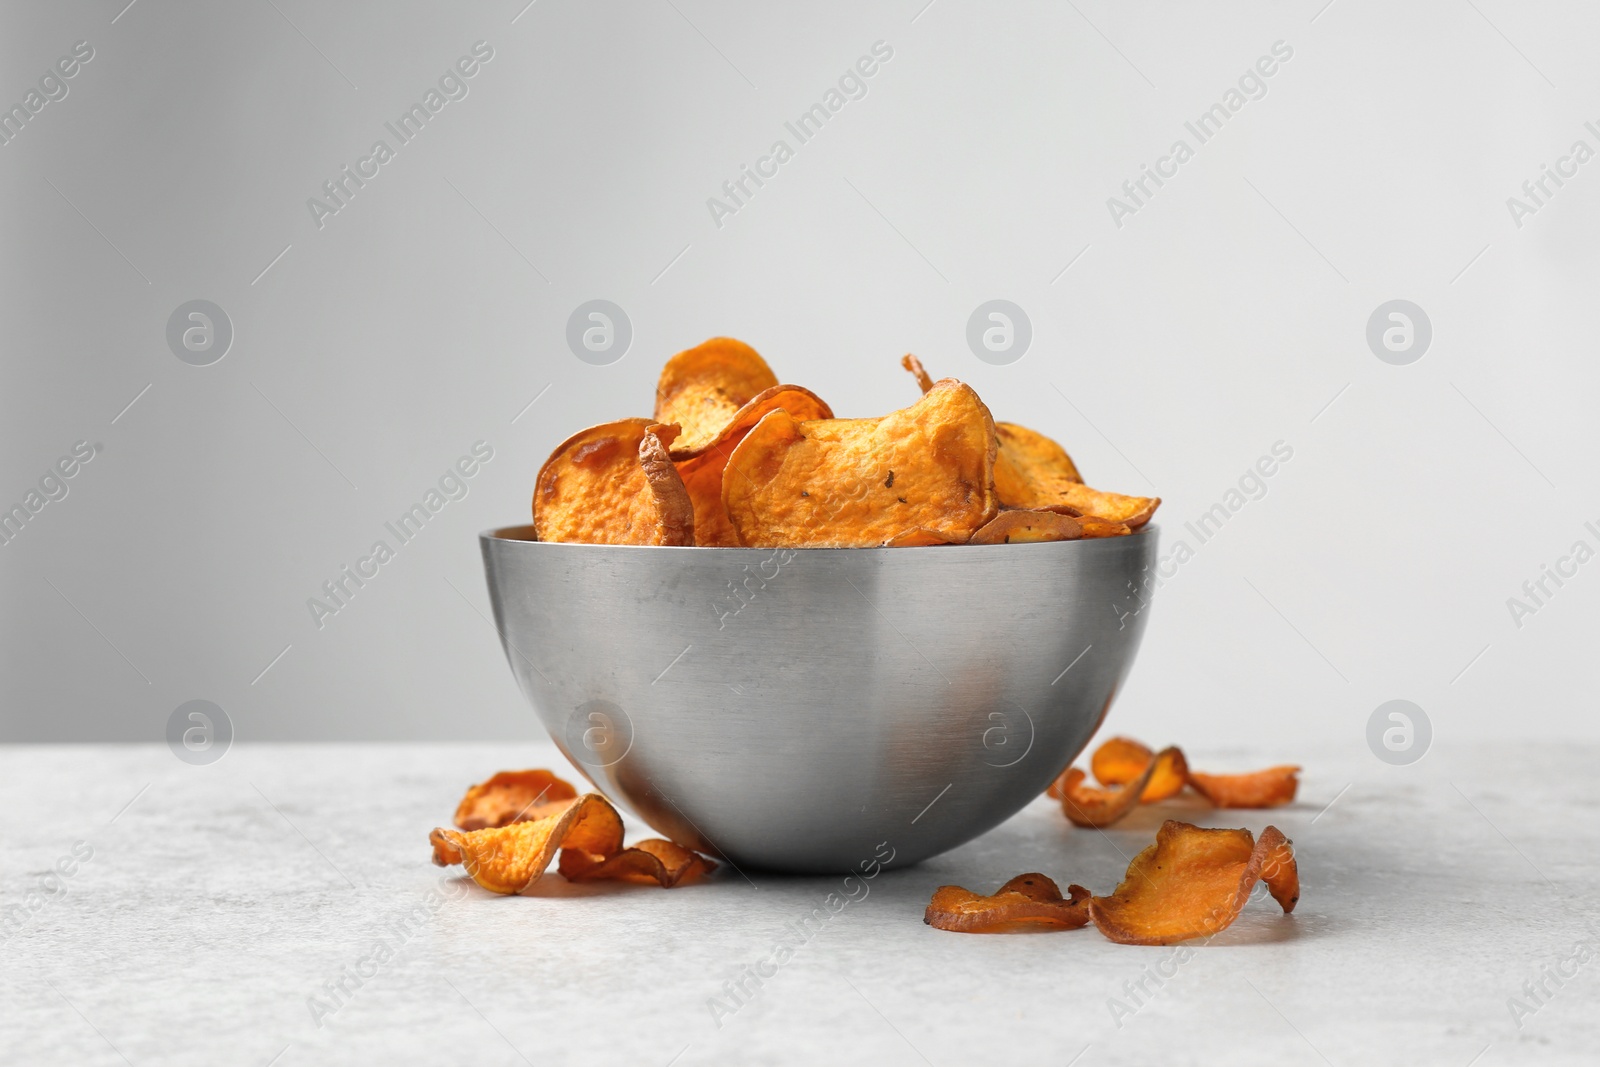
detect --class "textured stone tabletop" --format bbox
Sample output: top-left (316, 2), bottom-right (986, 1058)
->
top-left (2, 741), bottom-right (1595, 1066)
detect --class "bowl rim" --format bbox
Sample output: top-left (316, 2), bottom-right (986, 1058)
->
top-left (481, 523), bottom-right (1158, 552)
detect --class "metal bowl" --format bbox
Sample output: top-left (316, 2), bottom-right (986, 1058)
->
top-left (480, 525), bottom-right (1158, 874)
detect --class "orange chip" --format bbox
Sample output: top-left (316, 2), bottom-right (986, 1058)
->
top-left (430, 793), bottom-right (625, 895)
top-left (1186, 766), bottom-right (1301, 809)
top-left (968, 509), bottom-right (1083, 545)
top-left (723, 379), bottom-right (999, 548)
top-left (1088, 821), bottom-right (1299, 945)
top-left (1056, 746), bottom-right (1182, 828)
top-left (924, 873), bottom-right (1091, 933)
top-left (453, 770), bottom-right (579, 831)
top-left (1089, 737), bottom-right (1188, 803)
top-left (534, 420), bottom-right (696, 545)
top-left (558, 838), bottom-right (717, 888)
top-left (675, 385), bottom-right (834, 547)
top-left (900, 355), bottom-right (1087, 502)
top-left (1037, 483), bottom-right (1158, 529)
top-left (654, 338), bottom-right (779, 455)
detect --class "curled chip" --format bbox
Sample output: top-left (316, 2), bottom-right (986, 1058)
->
top-left (1056, 746), bottom-right (1184, 828)
top-left (1187, 766), bottom-right (1301, 809)
top-left (723, 379), bottom-right (999, 548)
top-left (534, 419), bottom-right (697, 545)
top-left (655, 338), bottom-right (779, 456)
top-left (1036, 484), bottom-right (1158, 528)
top-left (431, 793), bottom-right (625, 895)
top-left (1088, 820), bottom-right (1299, 945)
top-left (925, 873), bottom-right (1091, 933)
top-left (558, 838), bottom-right (717, 888)
top-left (1089, 738), bottom-right (1189, 803)
top-left (674, 385), bottom-right (834, 547)
top-left (968, 509), bottom-right (1083, 545)
top-left (453, 770), bottom-right (578, 831)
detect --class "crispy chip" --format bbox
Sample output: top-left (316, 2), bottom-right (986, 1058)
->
top-left (723, 379), bottom-right (999, 548)
top-left (1187, 766), bottom-right (1301, 809)
top-left (1056, 746), bottom-right (1183, 828)
top-left (924, 873), bottom-right (1091, 933)
top-left (534, 419), bottom-right (696, 545)
top-left (453, 770), bottom-right (579, 831)
top-left (994, 421), bottom-right (1084, 499)
top-left (430, 794), bottom-right (625, 895)
top-left (1074, 514), bottom-right (1133, 538)
top-left (1035, 483), bottom-right (1158, 528)
top-left (968, 509), bottom-right (1083, 545)
top-left (1089, 738), bottom-right (1188, 803)
top-left (655, 338), bottom-right (779, 455)
top-left (898, 356), bottom-right (1149, 530)
top-left (558, 838), bottom-right (717, 888)
top-left (1088, 821), bottom-right (1299, 945)
top-left (674, 386), bottom-right (834, 547)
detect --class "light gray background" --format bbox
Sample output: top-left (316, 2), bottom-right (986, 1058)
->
top-left (3, 0), bottom-right (1595, 747)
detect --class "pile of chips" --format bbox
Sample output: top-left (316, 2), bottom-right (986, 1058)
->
top-left (532, 338), bottom-right (1159, 548)
top-left (925, 821), bottom-right (1299, 945)
top-left (430, 769), bottom-right (716, 894)
top-left (1048, 736), bottom-right (1301, 828)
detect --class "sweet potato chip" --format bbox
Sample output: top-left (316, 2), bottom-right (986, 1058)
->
top-left (453, 770), bottom-right (579, 831)
top-left (1187, 766), bottom-right (1301, 809)
top-left (674, 386), bottom-right (834, 547)
top-left (431, 793), bottom-right (625, 895)
top-left (968, 509), bottom-right (1083, 545)
top-left (925, 873), bottom-right (1091, 933)
top-left (723, 379), bottom-right (999, 548)
top-left (558, 838), bottom-right (717, 888)
top-left (1035, 483), bottom-right (1158, 528)
top-left (1089, 738), bottom-right (1188, 803)
top-left (1056, 746), bottom-right (1183, 828)
top-left (534, 419), bottom-right (696, 545)
top-left (901, 353), bottom-right (936, 394)
top-left (1088, 821), bottom-right (1298, 945)
top-left (655, 338), bottom-right (779, 455)
top-left (1074, 515), bottom-right (1133, 538)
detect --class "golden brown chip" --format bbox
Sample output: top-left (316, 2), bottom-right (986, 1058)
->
top-left (722, 379), bottom-right (999, 548)
top-left (430, 794), bottom-right (625, 895)
top-left (994, 421), bottom-right (1084, 497)
top-left (1088, 821), bottom-right (1299, 945)
top-left (1073, 514), bottom-right (1133, 538)
top-left (654, 338), bottom-right (779, 455)
top-left (1055, 747), bottom-right (1182, 828)
top-left (558, 838), bottom-right (717, 888)
top-left (1034, 482), bottom-right (1158, 528)
top-left (674, 386), bottom-right (834, 547)
top-left (453, 770), bottom-right (579, 831)
top-left (968, 509), bottom-right (1083, 545)
top-left (1089, 738), bottom-right (1188, 803)
top-left (1186, 766), bottom-right (1301, 809)
top-left (534, 419), bottom-right (695, 545)
top-left (924, 873), bottom-right (1091, 933)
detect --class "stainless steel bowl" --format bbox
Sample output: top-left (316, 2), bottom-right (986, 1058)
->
top-left (481, 526), bottom-right (1158, 874)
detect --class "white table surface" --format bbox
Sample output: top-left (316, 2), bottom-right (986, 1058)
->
top-left (2, 741), bottom-right (1595, 1066)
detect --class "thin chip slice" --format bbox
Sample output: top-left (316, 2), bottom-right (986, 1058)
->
top-left (534, 419), bottom-right (696, 545)
top-left (1074, 514), bottom-right (1133, 538)
top-left (1036, 483), bottom-right (1159, 528)
top-left (723, 379), bottom-right (999, 548)
top-left (968, 509), bottom-right (1083, 545)
top-left (900, 355), bottom-right (1087, 502)
top-left (1056, 746), bottom-right (1182, 828)
top-left (430, 794), bottom-right (625, 895)
top-left (1088, 821), bottom-right (1299, 945)
top-left (1089, 737), bottom-right (1189, 803)
top-left (453, 770), bottom-right (579, 831)
top-left (925, 873), bottom-right (1091, 933)
top-left (558, 838), bottom-right (717, 888)
top-left (654, 338), bottom-right (779, 455)
top-left (674, 386), bottom-right (834, 547)
top-left (1186, 766), bottom-right (1301, 809)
